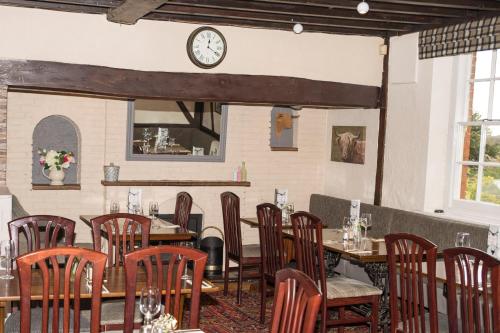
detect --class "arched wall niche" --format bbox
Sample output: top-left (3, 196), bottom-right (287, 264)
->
top-left (32, 115), bottom-right (81, 185)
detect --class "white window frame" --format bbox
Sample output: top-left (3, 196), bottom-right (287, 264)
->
top-left (447, 50), bottom-right (500, 224)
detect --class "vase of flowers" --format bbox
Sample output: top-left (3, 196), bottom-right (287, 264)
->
top-left (38, 149), bottom-right (75, 185)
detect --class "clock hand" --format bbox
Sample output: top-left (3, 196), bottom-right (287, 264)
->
top-left (207, 46), bottom-right (221, 57)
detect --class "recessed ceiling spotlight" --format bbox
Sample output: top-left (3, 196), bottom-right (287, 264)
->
top-left (293, 23), bottom-right (304, 34)
top-left (357, 0), bottom-right (369, 14)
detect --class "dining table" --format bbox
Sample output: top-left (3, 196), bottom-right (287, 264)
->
top-left (0, 266), bottom-right (219, 333)
top-left (80, 215), bottom-right (197, 242)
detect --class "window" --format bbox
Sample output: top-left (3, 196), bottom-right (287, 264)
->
top-left (126, 99), bottom-right (228, 161)
top-left (454, 50), bottom-right (500, 208)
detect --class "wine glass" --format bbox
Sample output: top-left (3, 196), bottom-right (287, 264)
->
top-left (455, 232), bottom-right (471, 247)
top-left (0, 240), bottom-right (15, 280)
top-left (360, 213), bottom-right (373, 239)
top-left (139, 287), bottom-right (161, 332)
top-left (149, 201), bottom-right (159, 220)
top-left (342, 217), bottom-right (352, 242)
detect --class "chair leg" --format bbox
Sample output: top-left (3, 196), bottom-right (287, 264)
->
top-left (237, 263), bottom-right (243, 305)
top-left (321, 303), bottom-right (327, 333)
top-left (260, 273), bottom-right (266, 324)
top-left (338, 307), bottom-right (345, 333)
top-left (223, 256), bottom-right (230, 296)
top-left (370, 296), bottom-right (380, 333)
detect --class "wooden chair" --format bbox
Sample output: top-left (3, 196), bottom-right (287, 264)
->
top-left (123, 245), bottom-right (208, 333)
top-left (91, 213), bottom-right (151, 331)
top-left (9, 215), bottom-right (75, 260)
top-left (385, 233), bottom-right (439, 333)
top-left (270, 268), bottom-right (322, 333)
top-left (291, 211), bottom-right (381, 333)
top-left (173, 191), bottom-right (193, 231)
top-left (6, 247), bottom-right (106, 333)
top-left (257, 203), bottom-right (285, 323)
top-left (221, 191), bottom-right (262, 305)
top-left (444, 247), bottom-right (500, 333)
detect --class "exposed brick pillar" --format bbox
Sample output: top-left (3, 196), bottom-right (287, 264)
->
top-left (0, 86), bottom-right (7, 184)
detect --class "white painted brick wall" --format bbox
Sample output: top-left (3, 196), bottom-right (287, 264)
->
top-left (7, 93), bottom-right (327, 244)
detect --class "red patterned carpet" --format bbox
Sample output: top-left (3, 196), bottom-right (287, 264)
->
top-left (190, 289), bottom-right (371, 333)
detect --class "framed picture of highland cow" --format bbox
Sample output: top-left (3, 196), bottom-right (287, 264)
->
top-left (331, 126), bottom-right (366, 164)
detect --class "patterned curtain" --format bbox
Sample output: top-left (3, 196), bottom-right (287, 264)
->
top-left (419, 16), bottom-right (500, 59)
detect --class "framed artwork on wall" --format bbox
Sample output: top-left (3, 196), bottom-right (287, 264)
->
top-left (331, 126), bottom-right (366, 164)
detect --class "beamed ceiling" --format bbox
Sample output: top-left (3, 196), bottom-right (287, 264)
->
top-left (0, 0), bottom-right (499, 37)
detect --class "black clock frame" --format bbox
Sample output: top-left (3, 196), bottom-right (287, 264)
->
top-left (187, 26), bottom-right (227, 69)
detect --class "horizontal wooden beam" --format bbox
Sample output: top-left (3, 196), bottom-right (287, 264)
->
top-left (101, 180), bottom-right (252, 186)
top-left (0, 60), bottom-right (381, 108)
top-left (107, 0), bottom-right (168, 24)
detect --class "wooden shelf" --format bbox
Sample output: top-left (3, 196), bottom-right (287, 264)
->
top-left (101, 180), bottom-right (251, 187)
top-left (271, 147), bottom-right (298, 151)
top-left (32, 184), bottom-right (81, 190)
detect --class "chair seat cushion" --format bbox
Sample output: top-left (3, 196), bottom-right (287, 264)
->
top-left (325, 276), bottom-right (382, 299)
top-left (100, 299), bottom-right (143, 325)
top-left (5, 308), bottom-right (90, 333)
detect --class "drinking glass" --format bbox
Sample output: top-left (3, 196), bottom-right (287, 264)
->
top-left (149, 201), bottom-right (159, 220)
top-left (360, 213), bottom-right (373, 239)
top-left (0, 240), bottom-right (15, 280)
top-left (342, 217), bottom-right (352, 241)
top-left (133, 204), bottom-right (143, 216)
top-left (455, 232), bottom-right (471, 247)
top-left (139, 287), bottom-right (161, 332)
top-left (110, 201), bottom-right (120, 214)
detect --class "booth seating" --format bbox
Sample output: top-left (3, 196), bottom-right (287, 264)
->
top-left (309, 194), bottom-right (489, 251)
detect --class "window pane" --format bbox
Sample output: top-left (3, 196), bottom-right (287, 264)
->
top-left (471, 81), bottom-right (491, 120)
top-left (462, 126), bottom-right (481, 162)
top-left (493, 80), bottom-right (500, 120)
top-left (459, 165), bottom-right (478, 201)
top-left (485, 125), bottom-right (500, 162)
top-left (481, 167), bottom-right (500, 204)
top-left (473, 50), bottom-right (493, 79)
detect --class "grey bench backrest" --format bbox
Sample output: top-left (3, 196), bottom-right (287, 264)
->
top-left (309, 194), bottom-right (489, 251)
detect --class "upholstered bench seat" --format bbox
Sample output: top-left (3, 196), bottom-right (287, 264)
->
top-left (325, 276), bottom-right (382, 299)
top-left (242, 243), bottom-right (261, 258)
top-left (397, 312), bottom-right (449, 333)
top-left (99, 299), bottom-right (142, 325)
top-left (5, 308), bottom-right (90, 333)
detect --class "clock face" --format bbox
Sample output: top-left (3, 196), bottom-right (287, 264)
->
top-left (187, 27), bottom-right (227, 69)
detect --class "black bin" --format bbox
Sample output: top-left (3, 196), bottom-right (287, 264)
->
top-left (199, 226), bottom-right (224, 278)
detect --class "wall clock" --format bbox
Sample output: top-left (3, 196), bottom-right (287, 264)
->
top-left (187, 27), bottom-right (227, 69)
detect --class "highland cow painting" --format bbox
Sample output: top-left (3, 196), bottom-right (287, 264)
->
top-left (331, 126), bottom-right (366, 164)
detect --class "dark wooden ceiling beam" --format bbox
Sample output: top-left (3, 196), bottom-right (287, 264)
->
top-left (370, 0), bottom-right (500, 11)
top-left (107, 0), bottom-right (168, 24)
top-left (156, 4), bottom-right (414, 32)
top-left (0, 60), bottom-right (381, 108)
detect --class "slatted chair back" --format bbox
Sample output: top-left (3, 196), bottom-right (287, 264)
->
top-left (17, 247), bottom-right (107, 333)
top-left (173, 192), bottom-right (193, 230)
top-left (385, 233), bottom-right (439, 333)
top-left (270, 268), bottom-right (322, 333)
top-left (257, 203), bottom-right (285, 278)
top-left (290, 212), bottom-right (326, 288)
top-left (444, 247), bottom-right (500, 333)
top-left (123, 245), bottom-right (208, 333)
top-left (91, 213), bottom-right (151, 267)
top-left (221, 192), bottom-right (242, 260)
top-left (9, 215), bottom-right (75, 259)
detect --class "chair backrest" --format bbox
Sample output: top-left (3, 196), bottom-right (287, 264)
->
top-left (91, 213), bottom-right (151, 267)
top-left (9, 215), bottom-right (75, 258)
top-left (16, 247), bottom-right (107, 333)
top-left (123, 245), bottom-right (208, 333)
top-left (444, 247), bottom-right (500, 333)
top-left (221, 192), bottom-right (242, 259)
top-left (270, 268), bottom-right (322, 333)
top-left (257, 203), bottom-right (285, 279)
top-left (290, 212), bottom-right (326, 298)
top-left (384, 233), bottom-right (439, 333)
top-left (173, 192), bottom-right (193, 230)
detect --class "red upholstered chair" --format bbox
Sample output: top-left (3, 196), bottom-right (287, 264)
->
top-left (9, 215), bottom-right (75, 260)
top-left (221, 191), bottom-right (262, 304)
top-left (270, 268), bottom-right (322, 333)
top-left (257, 203), bottom-right (285, 323)
top-left (9, 247), bottom-right (106, 333)
top-left (123, 245), bottom-right (208, 333)
top-left (173, 192), bottom-right (193, 231)
top-left (385, 233), bottom-right (439, 333)
top-left (291, 211), bottom-right (381, 333)
top-left (444, 247), bottom-right (500, 333)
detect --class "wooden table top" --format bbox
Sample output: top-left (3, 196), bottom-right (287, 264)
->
top-left (0, 266), bottom-right (219, 302)
top-left (80, 215), bottom-right (197, 241)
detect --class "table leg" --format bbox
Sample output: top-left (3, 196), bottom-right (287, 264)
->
top-left (0, 301), bottom-right (5, 333)
top-left (364, 262), bottom-right (390, 332)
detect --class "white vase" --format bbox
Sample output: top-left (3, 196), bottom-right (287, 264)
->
top-left (42, 168), bottom-right (65, 185)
